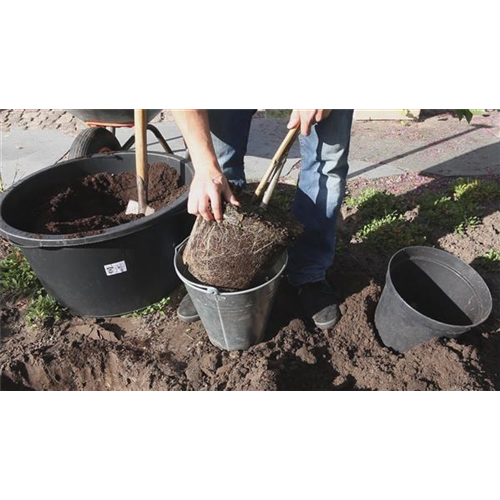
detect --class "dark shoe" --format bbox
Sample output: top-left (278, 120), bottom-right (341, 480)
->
top-left (297, 280), bottom-right (341, 330)
top-left (177, 294), bottom-right (200, 323)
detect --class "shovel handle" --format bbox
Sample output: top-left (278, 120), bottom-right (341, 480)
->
top-left (134, 109), bottom-right (148, 214)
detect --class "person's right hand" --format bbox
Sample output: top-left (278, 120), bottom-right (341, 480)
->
top-left (188, 168), bottom-right (240, 222)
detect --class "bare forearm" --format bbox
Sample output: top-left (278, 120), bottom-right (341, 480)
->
top-left (171, 109), bottom-right (220, 175)
top-left (171, 109), bottom-right (239, 222)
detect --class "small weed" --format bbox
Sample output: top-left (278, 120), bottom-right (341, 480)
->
top-left (0, 248), bottom-right (40, 297)
top-left (26, 290), bottom-right (64, 328)
top-left (453, 178), bottom-right (500, 203)
top-left (346, 188), bottom-right (399, 219)
top-left (482, 249), bottom-right (500, 261)
top-left (125, 296), bottom-right (171, 318)
top-left (475, 249), bottom-right (500, 272)
top-left (355, 212), bottom-right (426, 251)
top-left (455, 216), bottom-right (481, 235)
top-left (419, 193), bottom-right (480, 235)
top-left (1, 247), bottom-right (66, 326)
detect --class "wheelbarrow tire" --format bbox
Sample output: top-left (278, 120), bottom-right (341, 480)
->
top-left (68, 127), bottom-right (121, 160)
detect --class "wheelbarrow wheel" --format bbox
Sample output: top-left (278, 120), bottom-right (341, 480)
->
top-left (68, 127), bottom-right (121, 159)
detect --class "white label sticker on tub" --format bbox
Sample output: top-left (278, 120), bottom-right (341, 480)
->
top-left (104, 261), bottom-right (128, 276)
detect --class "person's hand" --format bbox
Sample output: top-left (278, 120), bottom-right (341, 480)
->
top-left (188, 168), bottom-right (240, 222)
top-left (287, 109), bottom-right (332, 136)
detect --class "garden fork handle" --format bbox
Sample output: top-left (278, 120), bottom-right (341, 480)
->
top-left (253, 126), bottom-right (300, 202)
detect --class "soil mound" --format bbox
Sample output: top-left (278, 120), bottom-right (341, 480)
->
top-left (21, 162), bottom-right (187, 237)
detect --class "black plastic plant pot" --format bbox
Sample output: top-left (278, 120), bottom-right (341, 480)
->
top-left (375, 246), bottom-right (492, 353)
top-left (0, 152), bottom-right (194, 317)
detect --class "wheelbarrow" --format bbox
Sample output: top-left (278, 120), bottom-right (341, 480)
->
top-left (66, 109), bottom-right (179, 159)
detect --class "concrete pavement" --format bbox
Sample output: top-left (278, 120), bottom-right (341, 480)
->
top-left (1, 110), bottom-right (499, 189)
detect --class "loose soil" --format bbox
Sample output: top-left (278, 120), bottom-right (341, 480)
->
top-left (1, 173), bottom-right (500, 391)
top-left (19, 162), bottom-right (187, 237)
top-left (183, 191), bottom-right (302, 290)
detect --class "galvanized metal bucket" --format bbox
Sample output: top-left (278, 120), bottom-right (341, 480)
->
top-left (174, 239), bottom-right (287, 351)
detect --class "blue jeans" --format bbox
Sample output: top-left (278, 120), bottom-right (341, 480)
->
top-left (208, 109), bottom-right (354, 287)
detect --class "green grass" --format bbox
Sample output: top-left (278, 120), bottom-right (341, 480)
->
top-left (419, 192), bottom-right (480, 235)
top-left (346, 188), bottom-right (400, 219)
top-left (452, 177), bottom-right (500, 203)
top-left (344, 177), bottom-right (500, 259)
top-left (355, 212), bottom-right (426, 251)
top-left (125, 296), bottom-right (171, 318)
top-left (347, 179), bottom-right (500, 239)
top-left (0, 248), bottom-right (40, 297)
top-left (1, 248), bottom-right (65, 327)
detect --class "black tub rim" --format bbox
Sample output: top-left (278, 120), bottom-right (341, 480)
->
top-left (387, 245), bottom-right (493, 330)
top-left (0, 151), bottom-right (193, 249)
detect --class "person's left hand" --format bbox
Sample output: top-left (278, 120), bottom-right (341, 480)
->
top-left (287, 109), bottom-right (332, 136)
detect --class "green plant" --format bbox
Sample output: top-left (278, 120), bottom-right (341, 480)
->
top-left (453, 109), bottom-right (485, 123)
top-left (475, 249), bottom-right (500, 272)
top-left (453, 178), bottom-right (500, 203)
top-left (400, 109), bottom-right (418, 120)
top-left (345, 188), bottom-right (399, 218)
top-left (419, 192), bottom-right (480, 235)
top-left (125, 296), bottom-right (171, 318)
top-left (25, 290), bottom-right (64, 328)
top-left (482, 249), bottom-right (500, 261)
top-left (0, 247), bottom-right (66, 326)
top-left (355, 212), bottom-right (426, 251)
top-left (0, 248), bottom-right (40, 297)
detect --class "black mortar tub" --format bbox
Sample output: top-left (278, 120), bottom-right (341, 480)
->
top-left (375, 246), bottom-right (492, 353)
top-left (0, 152), bottom-right (194, 317)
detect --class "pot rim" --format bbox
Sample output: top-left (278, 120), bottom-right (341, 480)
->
top-left (387, 245), bottom-right (492, 330)
top-left (0, 151), bottom-right (192, 248)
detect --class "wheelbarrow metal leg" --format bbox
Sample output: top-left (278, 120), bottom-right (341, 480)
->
top-left (122, 135), bottom-right (135, 151)
top-left (121, 125), bottom-right (175, 155)
top-left (147, 124), bottom-right (173, 154)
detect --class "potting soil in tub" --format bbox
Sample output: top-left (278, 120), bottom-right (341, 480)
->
top-left (19, 162), bottom-right (188, 237)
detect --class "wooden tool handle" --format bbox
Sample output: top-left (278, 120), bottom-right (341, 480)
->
top-left (254, 126), bottom-right (299, 201)
top-left (275, 125), bottom-right (300, 162)
top-left (260, 167), bottom-right (282, 209)
top-left (134, 109), bottom-right (148, 214)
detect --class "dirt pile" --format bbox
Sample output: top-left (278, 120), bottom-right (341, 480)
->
top-left (20, 162), bottom-right (187, 237)
top-left (1, 175), bottom-right (500, 391)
